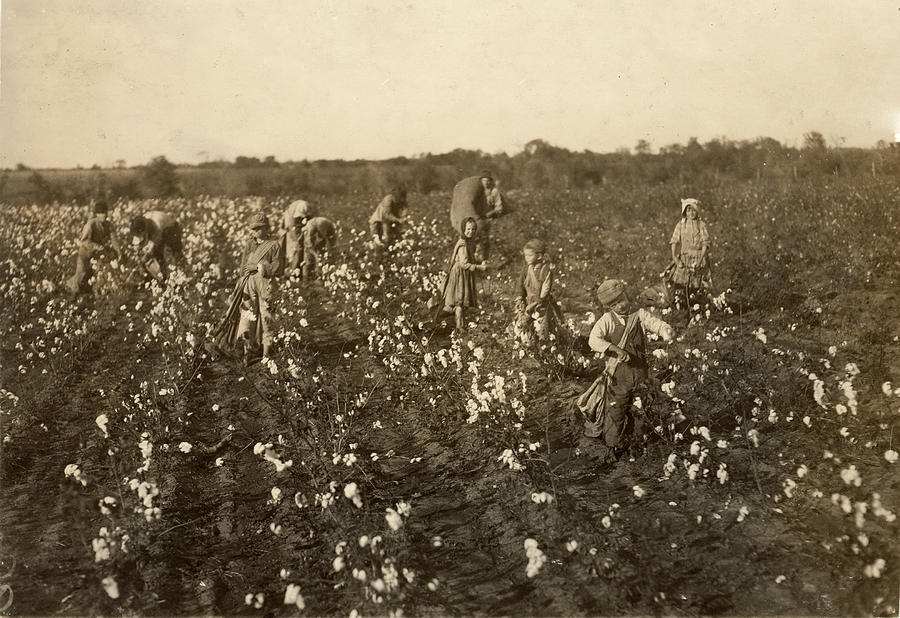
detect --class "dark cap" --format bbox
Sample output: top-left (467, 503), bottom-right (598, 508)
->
top-left (248, 213), bottom-right (269, 230)
top-left (93, 200), bottom-right (109, 214)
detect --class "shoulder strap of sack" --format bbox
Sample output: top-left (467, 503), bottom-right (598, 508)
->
top-left (618, 311), bottom-right (640, 348)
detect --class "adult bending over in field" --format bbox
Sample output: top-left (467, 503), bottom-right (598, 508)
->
top-left (65, 200), bottom-right (121, 296)
top-left (300, 216), bottom-right (337, 280)
top-left (482, 171), bottom-right (505, 220)
top-left (665, 198), bottom-right (712, 304)
top-left (368, 187), bottom-right (408, 247)
top-left (130, 210), bottom-right (183, 280)
top-left (209, 213), bottom-right (282, 364)
top-left (282, 199), bottom-right (313, 275)
top-left (577, 279), bottom-right (674, 458)
top-left (514, 238), bottom-right (562, 343)
top-left (436, 217), bottom-right (488, 332)
top-left (449, 171), bottom-right (507, 263)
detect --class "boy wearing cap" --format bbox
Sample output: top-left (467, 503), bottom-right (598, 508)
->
top-left (130, 210), bottom-right (183, 280)
top-left (210, 213), bottom-right (282, 363)
top-left (579, 279), bottom-right (674, 455)
top-left (65, 200), bottom-right (121, 296)
top-left (369, 187), bottom-right (408, 247)
top-left (237, 213), bottom-right (282, 361)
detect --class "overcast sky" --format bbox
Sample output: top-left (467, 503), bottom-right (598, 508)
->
top-left (1, 0), bottom-right (899, 168)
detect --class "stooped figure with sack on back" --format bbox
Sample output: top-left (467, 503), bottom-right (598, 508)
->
top-left (576, 279), bottom-right (674, 459)
top-left (449, 171), bottom-right (507, 262)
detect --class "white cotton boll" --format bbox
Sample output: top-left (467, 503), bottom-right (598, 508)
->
top-left (633, 485), bottom-right (645, 498)
top-left (840, 465), bottom-right (862, 487)
top-left (884, 450), bottom-right (898, 463)
top-left (101, 576), bottom-right (119, 599)
top-left (523, 538), bottom-right (546, 578)
top-left (881, 382), bottom-right (893, 396)
top-left (283, 584), bottom-right (305, 609)
top-left (95, 414), bottom-right (109, 438)
top-left (333, 556), bottom-right (345, 572)
top-left (343, 482), bottom-right (363, 508)
top-left (716, 463), bottom-right (729, 484)
top-left (566, 540), bottom-right (579, 552)
top-left (747, 429), bottom-right (760, 447)
top-left (864, 558), bottom-right (886, 578)
top-left (385, 508), bottom-right (403, 531)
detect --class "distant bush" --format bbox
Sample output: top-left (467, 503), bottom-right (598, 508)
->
top-left (140, 156), bottom-right (180, 197)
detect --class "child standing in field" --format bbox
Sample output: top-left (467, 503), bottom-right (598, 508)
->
top-left (209, 213), bottom-right (282, 364)
top-left (129, 210), bottom-right (183, 280)
top-left (666, 198), bottom-right (712, 301)
top-left (514, 239), bottom-right (562, 342)
top-left (577, 279), bottom-right (674, 456)
top-left (65, 200), bottom-right (121, 296)
top-left (436, 217), bottom-right (487, 332)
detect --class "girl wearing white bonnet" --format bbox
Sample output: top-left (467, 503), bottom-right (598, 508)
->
top-left (667, 197), bottom-right (712, 295)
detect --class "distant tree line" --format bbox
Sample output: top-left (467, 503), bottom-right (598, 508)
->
top-left (4, 133), bottom-right (900, 204)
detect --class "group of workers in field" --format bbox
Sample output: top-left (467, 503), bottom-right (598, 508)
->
top-left (66, 174), bottom-right (711, 461)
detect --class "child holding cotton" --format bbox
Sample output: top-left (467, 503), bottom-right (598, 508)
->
top-left (436, 217), bottom-right (487, 332)
top-left (577, 279), bottom-right (674, 455)
top-left (514, 239), bottom-right (561, 342)
top-left (66, 200), bottom-right (121, 296)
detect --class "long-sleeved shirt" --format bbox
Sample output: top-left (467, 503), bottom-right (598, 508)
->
top-left (670, 219), bottom-right (709, 255)
top-left (451, 238), bottom-right (480, 271)
top-left (369, 195), bottom-right (404, 224)
top-left (485, 186), bottom-right (504, 217)
top-left (240, 238), bottom-right (282, 279)
top-left (518, 262), bottom-right (552, 307)
top-left (589, 308), bottom-right (674, 360)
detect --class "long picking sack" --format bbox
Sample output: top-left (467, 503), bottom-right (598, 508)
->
top-left (576, 312), bottom-right (639, 434)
